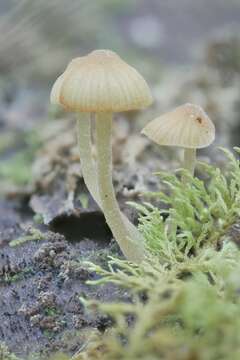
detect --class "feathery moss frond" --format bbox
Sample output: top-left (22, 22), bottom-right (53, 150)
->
top-left (78, 148), bottom-right (240, 360)
top-left (133, 147), bottom-right (240, 263)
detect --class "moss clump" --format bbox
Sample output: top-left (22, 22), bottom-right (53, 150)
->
top-left (77, 148), bottom-right (240, 360)
top-left (9, 227), bottom-right (45, 247)
top-left (133, 147), bottom-right (240, 262)
top-left (79, 255), bottom-right (240, 360)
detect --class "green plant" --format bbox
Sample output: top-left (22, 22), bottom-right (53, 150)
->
top-left (134, 147), bottom-right (240, 262)
top-left (77, 147), bottom-right (240, 360)
top-left (79, 253), bottom-right (240, 360)
top-left (0, 343), bottom-right (22, 360)
top-left (9, 227), bottom-right (45, 247)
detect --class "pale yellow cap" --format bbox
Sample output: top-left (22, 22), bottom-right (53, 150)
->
top-left (50, 50), bottom-right (153, 112)
top-left (141, 103), bottom-right (215, 149)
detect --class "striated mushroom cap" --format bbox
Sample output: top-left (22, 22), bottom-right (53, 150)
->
top-left (141, 103), bottom-right (215, 149)
top-left (50, 50), bottom-right (153, 112)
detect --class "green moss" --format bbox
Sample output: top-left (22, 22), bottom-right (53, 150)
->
top-left (9, 228), bottom-right (45, 247)
top-left (44, 308), bottom-right (59, 317)
top-left (0, 343), bottom-right (22, 360)
top-left (78, 148), bottom-right (240, 360)
top-left (130, 147), bottom-right (240, 262)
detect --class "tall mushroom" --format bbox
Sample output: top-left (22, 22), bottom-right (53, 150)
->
top-left (141, 103), bottom-right (215, 176)
top-left (50, 49), bottom-right (153, 263)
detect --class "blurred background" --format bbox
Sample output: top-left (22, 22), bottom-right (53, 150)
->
top-left (0, 0), bottom-right (240, 193)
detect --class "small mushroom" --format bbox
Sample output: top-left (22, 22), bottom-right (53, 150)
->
top-left (141, 103), bottom-right (215, 177)
top-left (50, 50), bottom-right (153, 263)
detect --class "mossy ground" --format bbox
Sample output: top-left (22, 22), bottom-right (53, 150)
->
top-left (74, 148), bottom-right (240, 360)
top-left (2, 147), bottom-right (240, 360)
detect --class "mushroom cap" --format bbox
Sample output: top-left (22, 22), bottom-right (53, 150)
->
top-left (141, 103), bottom-right (215, 149)
top-left (50, 50), bottom-right (153, 112)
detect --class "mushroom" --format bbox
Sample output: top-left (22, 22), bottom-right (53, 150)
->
top-left (50, 49), bottom-right (153, 263)
top-left (141, 103), bottom-right (215, 177)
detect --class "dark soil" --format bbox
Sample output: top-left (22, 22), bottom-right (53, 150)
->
top-left (0, 197), bottom-right (124, 359)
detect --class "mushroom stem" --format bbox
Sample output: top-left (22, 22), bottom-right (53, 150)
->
top-left (77, 114), bottom-right (146, 253)
top-left (183, 148), bottom-right (196, 176)
top-left (95, 112), bottom-right (145, 263)
top-left (77, 114), bottom-right (100, 205)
